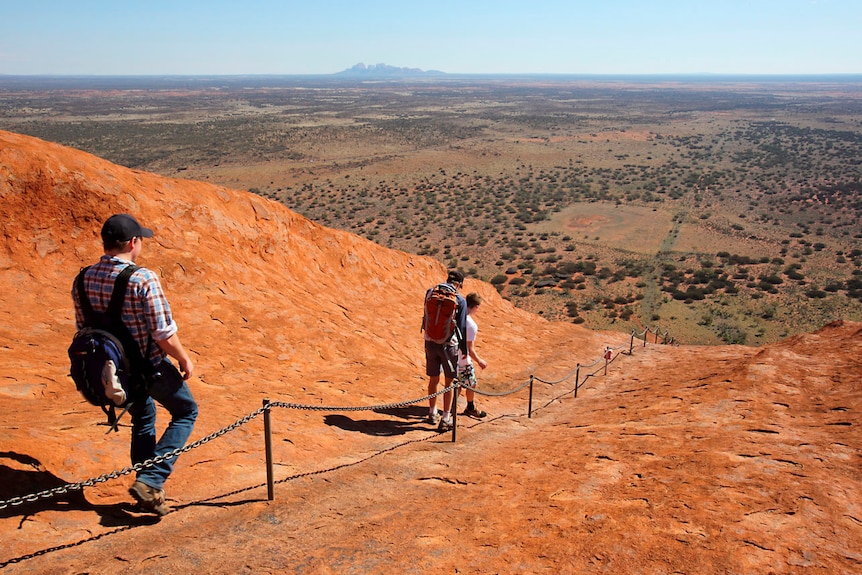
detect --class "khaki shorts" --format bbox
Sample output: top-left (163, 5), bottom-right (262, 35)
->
top-left (424, 340), bottom-right (458, 378)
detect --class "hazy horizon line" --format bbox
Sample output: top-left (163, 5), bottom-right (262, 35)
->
top-left (3, 72), bottom-right (861, 77)
top-left (2, 72), bottom-right (861, 91)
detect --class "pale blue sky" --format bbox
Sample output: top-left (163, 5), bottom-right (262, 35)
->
top-left (2, 0), bottom-right (859, 75)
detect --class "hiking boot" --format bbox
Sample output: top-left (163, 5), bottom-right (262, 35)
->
top-left (437, 417), bottom-right (454, 432)
top-left (129, 480), bottom-right (171, 516)
top-left (426, 412), bottom-right (441, 425)
top-left (463, 407), bottom-right (487, 418)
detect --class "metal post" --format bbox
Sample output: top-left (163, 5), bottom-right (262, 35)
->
top-left (527, 375), bottom-right (534, 418)
top-left (450, 384), bottom-right (460, 443)
top-left (574, 364), bottom-right (580, 398)
top-left (263, 399), bottom-right (274, 501)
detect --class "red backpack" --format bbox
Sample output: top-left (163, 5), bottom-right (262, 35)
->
top-left (423, 284), bottom-right (459, 344)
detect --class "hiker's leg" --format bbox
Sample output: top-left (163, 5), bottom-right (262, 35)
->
top-left (440, 345), bottom-right (458, 420)
top-left (427, 375), bottom-right (440, 410)
top-left (138, 360), bottom-right (198, 489)
top-left (130, 396), bottom-right (157, 469)
top-left (442, 377), bottom-right (454, 418)
top-left (464, 365), bottom-right (477, 402)
top-left (425, 341), bottom-right (442, 412)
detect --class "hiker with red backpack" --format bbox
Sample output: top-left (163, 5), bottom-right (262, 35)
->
top-left (421, 270), bottom-right (468, 432)
top-left (71, 214), bottom-right (197, 516)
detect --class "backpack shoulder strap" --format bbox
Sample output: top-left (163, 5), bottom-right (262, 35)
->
top-left (107, 264), bottom-right (154, 380)
top-left (106, 265), bottom-right (138, 320)
top-left (437, 282), bottom-right (456, 294)
top-left (76, 264), bottom-right (138, 322)
top-left (75, 266), bottom-right (94, 321)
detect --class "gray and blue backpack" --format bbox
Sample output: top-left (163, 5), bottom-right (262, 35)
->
top-left (68, 265), bottom-right (148, 432)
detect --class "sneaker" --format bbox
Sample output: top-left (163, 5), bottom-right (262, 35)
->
top-left (437, 417), bottom-right (454, 432)
top-left (426, 412), bottom-right (441, 425)
top-left (129, 480), bottom-right (171, 516)
top-left (463, 407), bottom-right (487, 418)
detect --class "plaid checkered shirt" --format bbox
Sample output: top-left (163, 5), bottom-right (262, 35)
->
top-left (72, 255), bottom-right (178, 367)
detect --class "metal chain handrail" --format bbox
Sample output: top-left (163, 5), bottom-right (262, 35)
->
top-left (0, 407), bottom-right (267, 511)
top-left (1, 324), bottom-right (678, 511)
top-left (533, 366), bottom-right (579, 385)
top-left (470, 378), bottom-right (533, 397)
top-left (0, 385), bottom-right (459, 510)
top-left (267, 383), bottom-right (457, 413)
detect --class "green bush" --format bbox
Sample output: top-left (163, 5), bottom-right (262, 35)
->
top-left (715, 321), bottom-right (747, 345)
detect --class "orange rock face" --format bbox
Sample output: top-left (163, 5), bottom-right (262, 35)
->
top-left (1, 130), bottom-right (860, 574)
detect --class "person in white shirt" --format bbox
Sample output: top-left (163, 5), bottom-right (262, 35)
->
top-left (458, 292), bottom-right (488, 418)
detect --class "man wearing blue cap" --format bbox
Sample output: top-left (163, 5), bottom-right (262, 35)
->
top-left (72, 213), bottom-right (197, 516)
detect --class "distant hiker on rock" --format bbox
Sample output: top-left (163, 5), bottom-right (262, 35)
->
top-left (421, 270), bottom-right (468, 432)
top-left (458, 292), bottom-right (488, 418)
top-left (72, 214), bottom-right (198, 516)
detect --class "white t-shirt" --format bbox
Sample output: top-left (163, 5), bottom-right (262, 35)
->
top-left (458, 315), bottom-right (478, 367)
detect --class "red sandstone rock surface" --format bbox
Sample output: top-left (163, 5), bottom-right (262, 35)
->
top-left (1, 130), bottom-right (860, 574)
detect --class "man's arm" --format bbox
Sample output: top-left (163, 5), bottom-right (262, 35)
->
top-left (156, 333), bottom-right (194, 380)
top-left (137, 269), bottom-right (193, 379)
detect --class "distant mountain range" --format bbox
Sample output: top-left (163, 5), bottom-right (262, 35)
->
top-left (335, 63), bottom-right (445, 77)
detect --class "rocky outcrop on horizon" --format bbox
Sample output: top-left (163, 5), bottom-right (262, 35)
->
top-left (335, 62), bottom-right (445, 76)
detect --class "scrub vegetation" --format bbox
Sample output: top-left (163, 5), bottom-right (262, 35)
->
top-left (3, 75), bottom-right (860, 344)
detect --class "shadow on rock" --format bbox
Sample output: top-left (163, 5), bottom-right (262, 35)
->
top-left (372, 405), bottom-right (428, 420)
top-left (324, 411), bottom-right (427, 436)
top-left (0, 451), bottom-right (159, 528)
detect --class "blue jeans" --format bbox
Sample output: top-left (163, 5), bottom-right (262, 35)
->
top-left (129, 359), bottom-right (198, 490)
